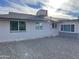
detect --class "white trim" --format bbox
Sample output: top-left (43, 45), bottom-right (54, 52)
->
top-left (18, 20), bottom-right (19, 32)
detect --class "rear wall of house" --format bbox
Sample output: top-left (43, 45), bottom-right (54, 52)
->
top-left (0, 20), bottom-right (58, 42)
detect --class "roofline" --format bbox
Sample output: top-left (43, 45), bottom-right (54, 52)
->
top-left (0, 16), bottom-right (78, 22)
top-left (0, 17), bottom-right (55, 23)
top-left (0, 12), bottom-right (78, 22)
top-left (0, 17), bottom-right (44, 21)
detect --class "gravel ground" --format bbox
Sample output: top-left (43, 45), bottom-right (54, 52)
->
top-left (0, 37), bottom-right (79, 59)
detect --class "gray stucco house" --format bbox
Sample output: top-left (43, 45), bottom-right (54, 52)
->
top-left (0, 9), bottom-right (78, 42)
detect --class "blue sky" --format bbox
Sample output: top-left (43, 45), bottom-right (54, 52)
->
top-left (0, 0), bottom-right (79, 18)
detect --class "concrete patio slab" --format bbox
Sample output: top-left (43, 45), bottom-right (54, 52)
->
top-left (0, 37), bottom-right (79, 59)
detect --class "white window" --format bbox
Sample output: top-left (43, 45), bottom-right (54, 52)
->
top-left (61, 24), bottom-right (75, 32)
top-left (35, 22), bottom-right (43, 30)
top-left (10, 21), bottom-right (26, 32)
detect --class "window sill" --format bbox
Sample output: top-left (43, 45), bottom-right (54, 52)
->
top-left (10, 30), bottom-right (26, 33)
top-left (60, 31), bottom-right (75, 33)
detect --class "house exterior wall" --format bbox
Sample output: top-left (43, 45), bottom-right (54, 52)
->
top-left (0, 20), bottom-right (58, 42)
top-left (58, 21), bottom-right (79, 39)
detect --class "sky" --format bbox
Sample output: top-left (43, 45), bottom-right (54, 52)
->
top-left (0, 0), bottom-right (79, 19)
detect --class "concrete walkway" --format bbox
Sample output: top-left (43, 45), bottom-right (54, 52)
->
top-left (0, 37), bottom-right (79, 59)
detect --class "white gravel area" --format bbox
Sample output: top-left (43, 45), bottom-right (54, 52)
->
top-left (0, 37), bottom-right (79, 59)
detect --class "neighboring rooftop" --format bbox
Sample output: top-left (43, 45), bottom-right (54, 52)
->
top-left (0, 12), bottom-right (48, 21)
top-left (0, 9), bottom-right (49, 21)
top-left (36, 9), bottom-right (48, 17)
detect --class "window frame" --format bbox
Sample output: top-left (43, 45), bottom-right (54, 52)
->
top-left (10, 20), bottom-right (26, 32)
top-left (19, 21), bottom-right (26, 31)
top-left (10, 21), bottom-right (18, 31)
top-left (35, 22), bottom-right (43, 30)
top-left (60, 24), bottom-right (75, 33)
top-left (52, 23), bottom-right (57, 28)
top-left (71, 24), bottom-right (74, 32)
